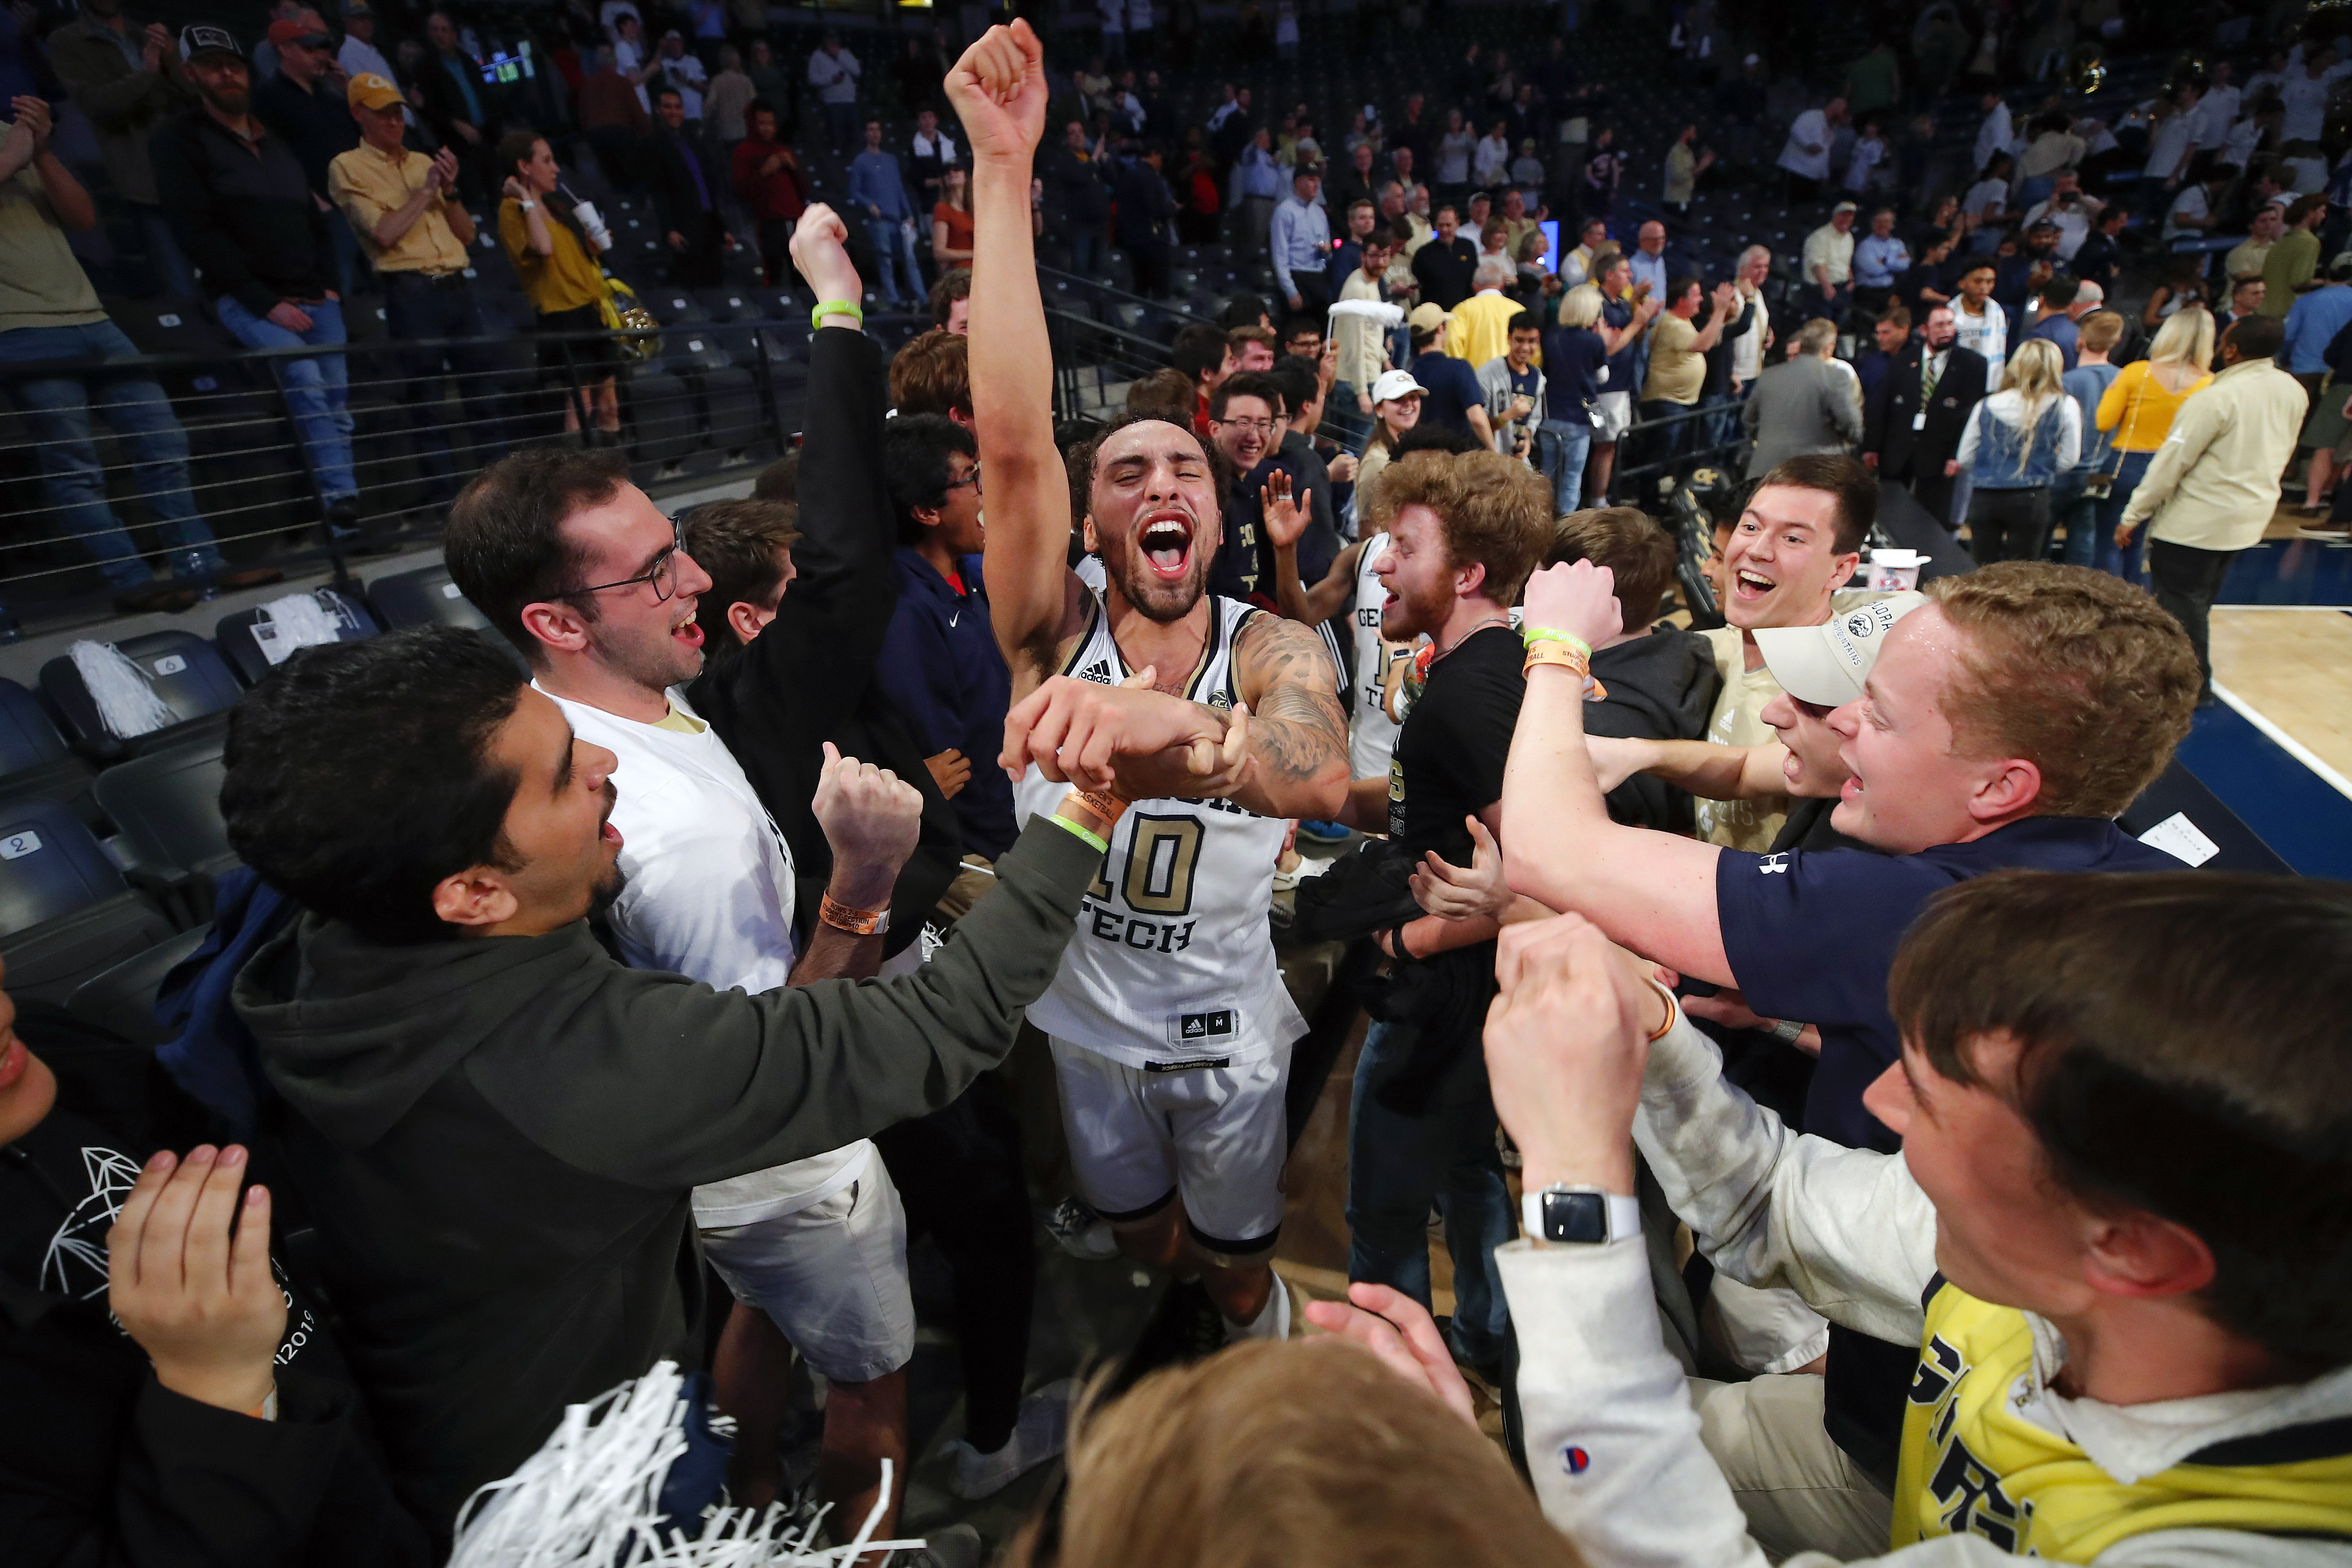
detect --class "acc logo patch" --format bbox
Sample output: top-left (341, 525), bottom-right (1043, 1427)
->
top-left (1561, 1444), bottom-right (1592, 1475)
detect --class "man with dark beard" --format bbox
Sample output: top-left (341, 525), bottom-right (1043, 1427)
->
top-left (151, 22), bottom-right (359, 525)
top-left (956, 20), bottom-right (1349, 1347)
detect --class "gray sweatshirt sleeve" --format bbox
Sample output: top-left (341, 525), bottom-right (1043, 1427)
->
top-left (468, 813), bottom-right (1099, 1188)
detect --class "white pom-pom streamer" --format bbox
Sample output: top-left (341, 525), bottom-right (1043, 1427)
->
top-left (68, 640), bottom-right (174, 739)
top-left (449, 1361), bottom-right (930, 1568)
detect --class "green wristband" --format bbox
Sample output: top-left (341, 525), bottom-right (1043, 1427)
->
top-left (1521, 626), bottom-right (1593, 658)
top-left (812, 299), bottom-right (864, 331)
top-left (1044, 809), bottom-right (1109, 856)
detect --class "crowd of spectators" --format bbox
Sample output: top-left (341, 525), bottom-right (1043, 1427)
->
top-left (4, 9), bottom-right (2352, 1568)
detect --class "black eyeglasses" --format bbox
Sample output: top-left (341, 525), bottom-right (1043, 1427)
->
top-left (565, 517), bottom-right (685, 601)
top-left (944, 462), bottom-right (982, 493)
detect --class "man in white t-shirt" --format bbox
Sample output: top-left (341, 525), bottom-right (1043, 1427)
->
top-left (1777, 97), bottom-right (1843, 198)
top-left (442, 258), bottom-right (940, 1539)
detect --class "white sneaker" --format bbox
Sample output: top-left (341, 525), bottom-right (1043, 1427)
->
top-left (1224, 1274), bottom-right (1292, 1344)
top-left (943, 1379), bottom-right (1077, 1499)
top-left (1043, 1196), bottom-right (1119, 1261)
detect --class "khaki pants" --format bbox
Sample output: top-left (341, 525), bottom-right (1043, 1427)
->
top-left (1687, 1373), bottom-right (1892, 1563)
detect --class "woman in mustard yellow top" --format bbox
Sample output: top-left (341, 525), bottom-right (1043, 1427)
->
top-left (496, 132), bottom-right (621, 442)
top-left (2094, 305), bottom-right (2213, 582)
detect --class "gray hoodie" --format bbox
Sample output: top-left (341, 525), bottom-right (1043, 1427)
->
top-left (234, 815), bottom-right (1097, 1541)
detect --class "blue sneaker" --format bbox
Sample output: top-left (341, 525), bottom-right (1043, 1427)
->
top-left (1296, 820), bottom-right (1350, 844)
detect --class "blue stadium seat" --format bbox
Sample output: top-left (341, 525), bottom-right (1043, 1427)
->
top-left (366, 563), bottom-right (493, 632)
top-left (0, 796), bottom-right (179, 1004)
top-left (362, 567), bottom-right (531, 672)
top-left (92, 731), bottom-right (236, 926)
top-left (67, 924), bottom-right (212, 1047)
top-left (38, 632), bottom-right (243, 762)
top-left (215, 589), bottom-right (381, 687)
top-left (0, 678), bottom-right (101, 827)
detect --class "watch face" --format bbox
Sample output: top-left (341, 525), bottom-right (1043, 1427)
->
top-left (1542, 1188), bottom-right (1609, 1245)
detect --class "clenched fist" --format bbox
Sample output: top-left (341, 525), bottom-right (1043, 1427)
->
top-left (813, 741), bottom-right (922, 900)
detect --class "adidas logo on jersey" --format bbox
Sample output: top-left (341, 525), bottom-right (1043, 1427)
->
top-left (1079, 660), bottom-right (1114, 685)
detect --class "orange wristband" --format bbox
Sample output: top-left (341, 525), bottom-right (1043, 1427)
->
top-left (1065, 786), bottom-right (1130, 831)
top-left (1522, 640), bottom-right (1609, 701)
top-left (819, 893), bottom-right (890, 936)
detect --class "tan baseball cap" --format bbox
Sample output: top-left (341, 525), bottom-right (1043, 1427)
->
top-left (347, 71), bottom-right (403, 110)
top-left (1407, 301), bottom-right (1451, 333)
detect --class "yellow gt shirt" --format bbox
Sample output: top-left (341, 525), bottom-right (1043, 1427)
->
top-left (1895, 1282), bottom-right (2352, 1563)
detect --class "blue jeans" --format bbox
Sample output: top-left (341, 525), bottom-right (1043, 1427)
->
top-left (1347, 1016), bottom-right (1516, 1367)
top-left (1069, 222), bottom-right (1105, 279)
top-left (133, 203), bottom-right (198, 300)
top-left (1538, 417), bottom-right (1592, 512)
top-left (2052, 468), bottom-right (2100, 566)
top-left (864, 218), bottom-right (921, 305)
top-left (214, 296), bottom-right (357, 502)
top-left (0, 318), bottom-right (222, 588)
top-left (2094, 448), bottom-right (2154, 582)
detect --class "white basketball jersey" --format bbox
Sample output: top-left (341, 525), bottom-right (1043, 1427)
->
top-left (1013, 589), bottom-right (1307, 1070)
top-left (1348, 532), bottom-right (1409, 781)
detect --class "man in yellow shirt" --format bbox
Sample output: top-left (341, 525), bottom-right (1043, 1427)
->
top-left (1446, 255), bottom-right (1527, 370)
top-left (329, 72), bottom-right (506, 493)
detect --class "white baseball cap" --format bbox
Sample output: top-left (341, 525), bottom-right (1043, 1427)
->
top-left (1370, 368), bottom-right (1428, 404)
top-left (1752, 591), bottom-right (1928, 706)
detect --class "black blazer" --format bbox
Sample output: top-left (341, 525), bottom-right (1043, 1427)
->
top-left (649, 131), bottom-right (722, 239)
top-left (1864, 341), bottom-right (1988, 480)
top-left (688, 328), bottom-right (964, 958)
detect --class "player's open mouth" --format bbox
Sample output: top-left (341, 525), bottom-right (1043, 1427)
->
top-left (1840, 773), bottom-right (1864, 804)
top-left (1733, 569), bottom-right (1776, 602)
top-left (672, 612), bottom-right (703, 649)
top-left (1141, 512), bottom-right (1194, 580)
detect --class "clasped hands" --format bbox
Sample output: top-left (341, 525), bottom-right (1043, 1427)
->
top-left (999, 668), bottom-right (1250, 802)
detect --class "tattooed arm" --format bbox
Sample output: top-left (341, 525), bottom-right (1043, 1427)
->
top-left (1229, 611), bottom-right (1350, 820)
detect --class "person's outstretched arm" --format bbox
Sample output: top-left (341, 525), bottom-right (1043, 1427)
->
top-left (1584, 734), bottom-right (1792, 802)
top-left (953, 22), bottom-right (1075, 698)
top-left (1500, 560), bottom-right (1732, 985)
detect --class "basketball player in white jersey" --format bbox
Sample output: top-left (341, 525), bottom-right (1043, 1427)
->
top-left (952, 21), bottom-right (1350, 1343)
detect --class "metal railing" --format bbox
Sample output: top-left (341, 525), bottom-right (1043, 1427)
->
top-left (0, 319), bottom-right (824, 620)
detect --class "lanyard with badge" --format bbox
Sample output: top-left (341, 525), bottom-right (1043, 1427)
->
top-left (1914, 352), bottom-right (1942, 431)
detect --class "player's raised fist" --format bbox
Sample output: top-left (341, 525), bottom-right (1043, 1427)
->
top-left (945, 20), bottom-right (1048, 163)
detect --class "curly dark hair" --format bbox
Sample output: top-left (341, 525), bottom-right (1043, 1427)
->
top-left (222, 627), bottom-right (527, 944)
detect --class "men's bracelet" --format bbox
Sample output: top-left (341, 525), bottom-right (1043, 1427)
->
top-left (811, 299), bottom-right (864, 331)
top-left (1768, 1017), bottom-right (1808, 1046)
top-left (819, 892), bottom-right (890, 936)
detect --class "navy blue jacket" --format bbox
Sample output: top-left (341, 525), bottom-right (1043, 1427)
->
top-left (876, 548), bottom-right (1017, 858)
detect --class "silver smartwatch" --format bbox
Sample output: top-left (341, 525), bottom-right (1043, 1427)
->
top-left (1521, 1184), bottom-right (1642, 1246)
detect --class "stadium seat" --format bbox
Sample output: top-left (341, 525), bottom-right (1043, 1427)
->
top-left (694, 286), bottom-right (755, 321)
top-left (625, 369), bottom-right (702, 470)
top-left (39, 632), bottom-right (243, 762)
top-left (92, 730), bottom-right (235, 925)
top-left (362, 566), bottom-right (529, 671)
top-left (366, 563), bottom-right (494, 632)
top-left (0, 679), bottom-right (102, 829)
top-left (0, 796), bottom-right (179, 1005)
top-left (214, 588), bottom-right (382, 686)
top-left (66, 924), bottom-right (212, 1047)
top-left (702, 366), bottom-right (767, 461)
